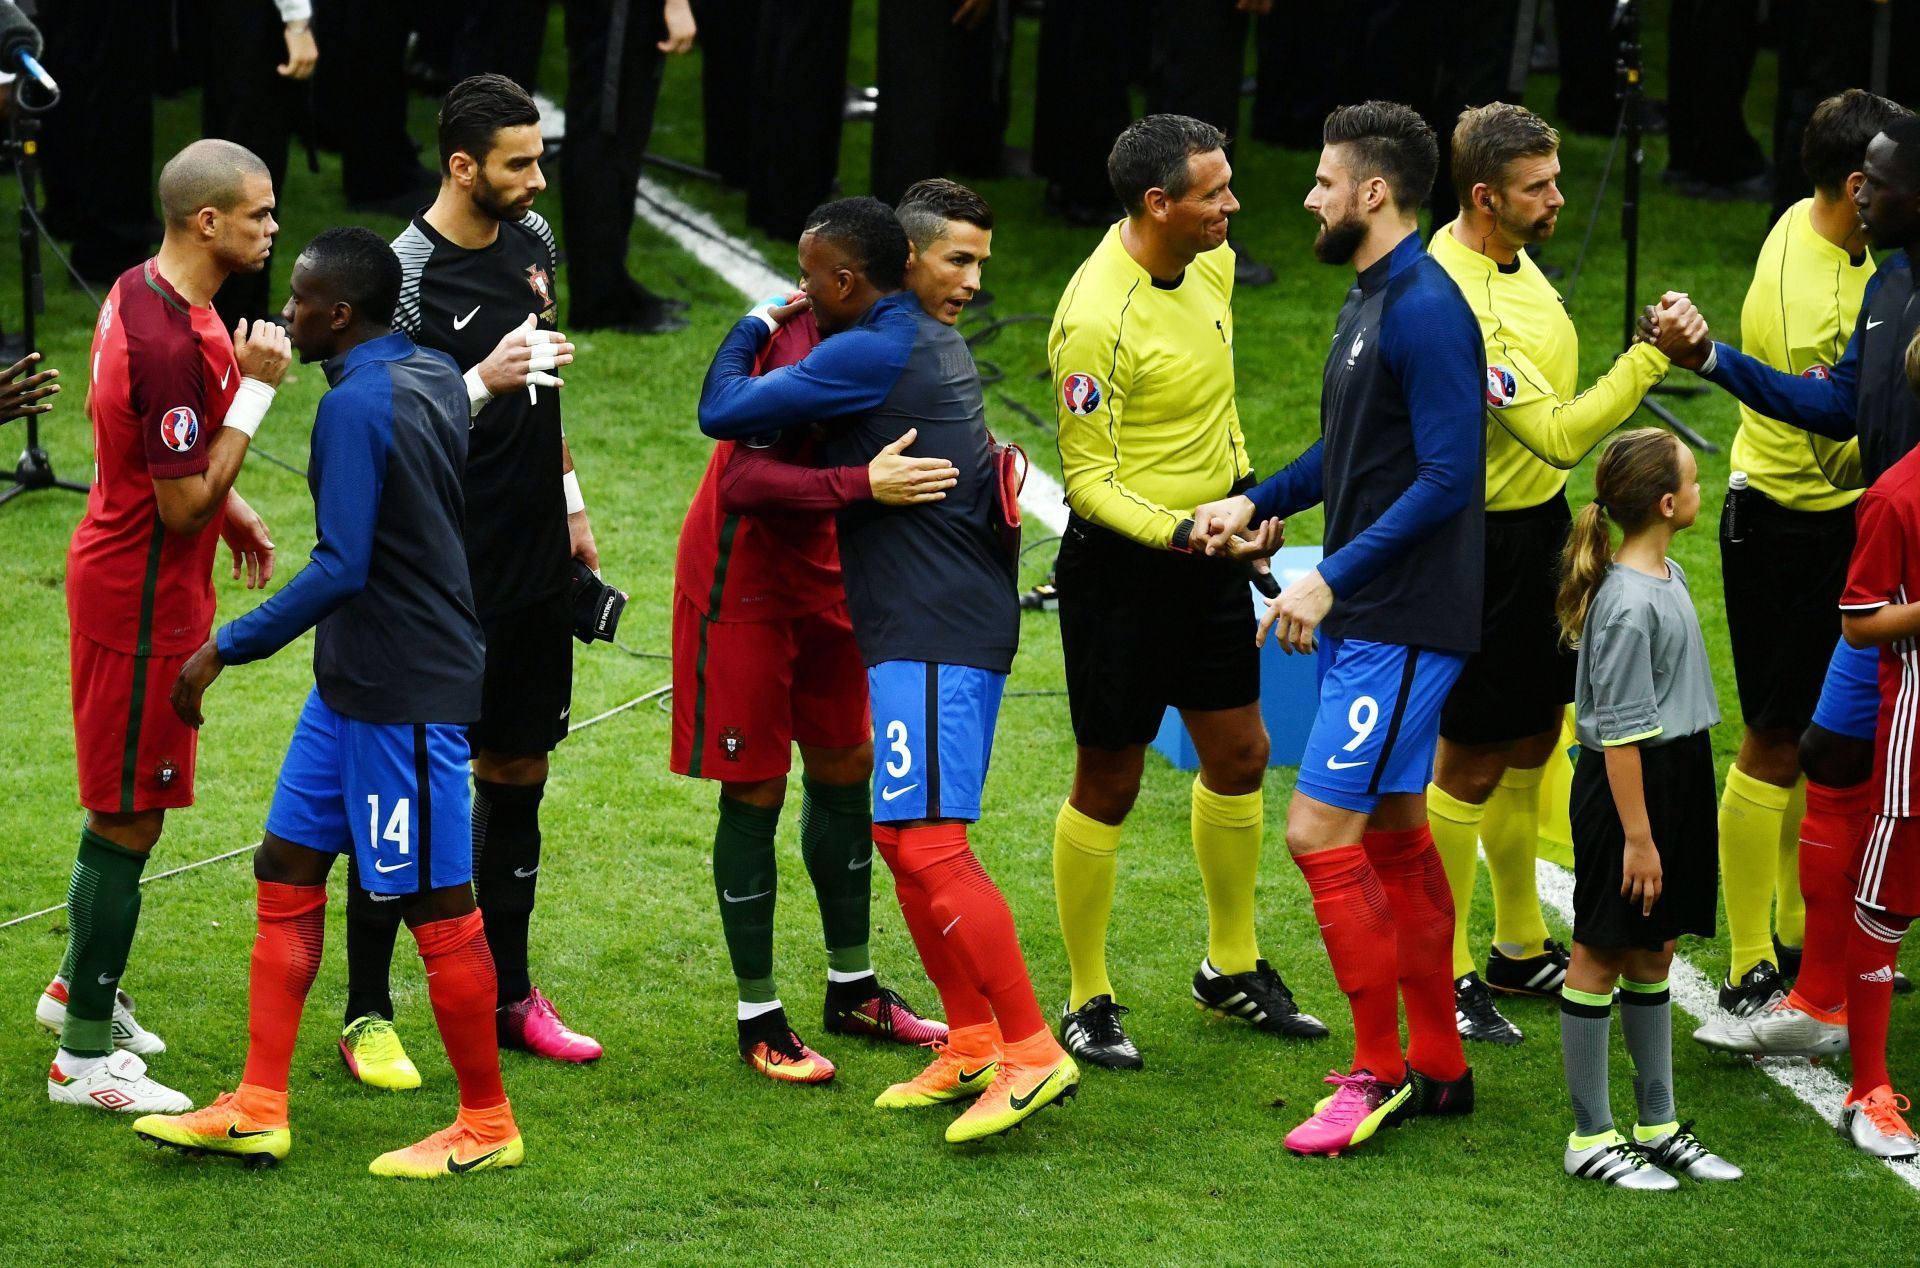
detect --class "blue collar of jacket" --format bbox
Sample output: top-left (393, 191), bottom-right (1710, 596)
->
top-left (1355, 229), bottom-right (1427, 295)
top-left (856, 291), bottom-right (919, 327)
top-left (323, 329), bottom-right (415, 387)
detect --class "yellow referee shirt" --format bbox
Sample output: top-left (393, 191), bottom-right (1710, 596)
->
top-left (1431, 222), bottom-right (1670, 511)
top-left (1048, 222), bottom-right (1250, 549)
top-left (1730, 197), bottom-right (1869, 510)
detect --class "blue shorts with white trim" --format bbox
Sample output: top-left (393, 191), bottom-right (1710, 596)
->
top-left (1295, 637), bottom-right (1466, 815)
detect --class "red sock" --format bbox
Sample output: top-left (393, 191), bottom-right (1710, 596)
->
top-left (413, 910), bottom-right (507, 1110)
top-left (1296, 844), bottom-right (1404, 1082)
top-left (1845, 904), bottom-right (1909, 1098)
top-left (873, 827), bottom-right (995, 1030)
top-left (1364, 826), bottom-right (1468, 1081)
top-left (1796, 780), bottom-right (1874, 1011)
top-left (891, 824), bottom-right (1049, 1046)
top-left (241, 881), bottom-right (327, 1094)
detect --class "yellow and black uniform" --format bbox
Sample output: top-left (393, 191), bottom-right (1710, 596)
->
top-left (1048, 222), bottom-right (1255, 747)
top-left (1429, 222), bottom-right (1669, 744)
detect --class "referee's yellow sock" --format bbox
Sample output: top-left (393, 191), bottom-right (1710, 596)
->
top-left (1776, 776), bottom-right (1808, 949)
top-left (1720, 765), bottom-right (1793, 980)
top-left (1054, 800), bottom-right (1122, 1011)
top-left (1483, 763), bottom-right (1552, 960)
top-left (1426, 782), bottom-right (1483, 980)
top-left (1191, 778), bottom-right (1263, 976)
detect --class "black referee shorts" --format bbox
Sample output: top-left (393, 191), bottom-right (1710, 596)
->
top-left (469, 590), bottom-right (574, 758)
top-left (1440, 494), bottom-right (1575, 746)
top-left (1055, 515), bottom-right (1260, 750)
top-left (1721, 485), bottom-right (1855, 734)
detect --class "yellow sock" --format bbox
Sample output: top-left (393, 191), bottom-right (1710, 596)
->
top-left (1775, 776), bottom-right (1807, 949)
top-left (1720, 765), bottom-right (1793, 979)
top-left (1427, 781), bottom-right (1484, 979)
top-left (1053, 800), bottom-right (1122, 1010)
top-left (1190, 778), bottom-right (1262, 976)
top-left (1483, 763), bottom-right (1552, 959)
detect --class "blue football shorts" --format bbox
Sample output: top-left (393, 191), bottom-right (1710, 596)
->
top-left (265, 687), bottom-right (474, 895)
top-left (1811, 634), bottom-right (1878, 742)
top-left (1296, 637), bottom-right (1467, 815)
top-left (867, 660), bottom-right (1006, 824)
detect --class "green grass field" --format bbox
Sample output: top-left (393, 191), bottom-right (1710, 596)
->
top-left (0, 5), bottom-right (1912, 1263)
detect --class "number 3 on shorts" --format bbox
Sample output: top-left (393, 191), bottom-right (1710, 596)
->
top-left (884, 719), bottom-right (912, 779)
top-left (1345, 696), bottom-right (1378, 753)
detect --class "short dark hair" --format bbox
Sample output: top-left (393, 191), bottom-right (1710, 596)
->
top-left (298, 226), bottom-right (401, 328)
top-left (1451, 102), bottom-right (1559, 208)
top-left (802, 196), bottom-right (909, 291)
top-left (1323, 101), bottom-right (1439, 211)
top-left (1881, 115), bottom-right (1920, 190)
top-left (895, 178), bottom-right (995, 251)
top-left (1107, 114), bottom-right (1228, 216)
top-left (438, 73), bottom-right (541, 170)
top-left (1803, 89), bottom-right (1913, 196)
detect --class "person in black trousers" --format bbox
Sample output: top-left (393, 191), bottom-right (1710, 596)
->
top-left (561, 0), bottom-right (695, 333)
top-left (1664, 0), bottom-right (1768, 200)
top-left (312, 0), bottom-right (436, 213)
top-left (869, 0), bottom-right (1011, 207)
top-left (1032, 0), bottom-right (1130, 226)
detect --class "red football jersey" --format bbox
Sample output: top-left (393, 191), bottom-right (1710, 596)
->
top-left (675, 313), bottom-right (849, 622)
top-left (1841, 443), bottom-right (1920, 817)
top-left (68, 260), bottom-right (239, 654)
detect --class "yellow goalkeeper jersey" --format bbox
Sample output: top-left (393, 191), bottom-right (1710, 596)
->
top-left (1431, 222), bottom-right (1670, 512)
top-left (1729, 197), bottom-right (1869, 511)
top-left (1048, 222), bottom-right (1250, 548)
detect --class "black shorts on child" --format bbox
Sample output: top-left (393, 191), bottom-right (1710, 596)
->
top-left (1569, 730), bottom-right (1718, 950)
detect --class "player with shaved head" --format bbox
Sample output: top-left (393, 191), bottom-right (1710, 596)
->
top-left (39, 139), bottom-right (291, 1114)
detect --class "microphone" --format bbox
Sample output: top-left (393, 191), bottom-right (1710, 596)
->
top-left (0, 1), bottom-right (57, 111)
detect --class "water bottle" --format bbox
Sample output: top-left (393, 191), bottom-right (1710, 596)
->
top-left (1725, 471), bottom-right (1749, 543)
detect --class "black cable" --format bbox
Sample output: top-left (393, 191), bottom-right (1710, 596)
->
top-left (1560, 94), bottom-right (1628, 306)
top-left (995, 390), bottom-right (1052, 433)
top-left (17, 195), bottom-right (101, 310)
top-left (614, 637), bottom-right (671, 660)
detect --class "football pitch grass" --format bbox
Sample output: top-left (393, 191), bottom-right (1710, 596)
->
top-left (0, 6), bottom-right (1910, 1263)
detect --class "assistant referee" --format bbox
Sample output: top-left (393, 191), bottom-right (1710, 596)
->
top-left (1046, 114), bottom-right (1324, 1071)
top-left (1426, 103), bottom-right (1672, 1046)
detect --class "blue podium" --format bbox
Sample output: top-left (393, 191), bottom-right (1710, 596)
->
top-left (1150, 545), bottom-right (1323, 770)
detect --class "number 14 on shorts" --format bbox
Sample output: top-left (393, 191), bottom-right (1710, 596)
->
top-left (366, 795), bottom-right (414, 875)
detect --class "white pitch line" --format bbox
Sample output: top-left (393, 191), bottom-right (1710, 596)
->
top-left (1535, 857), bottom-right (1920, 1193)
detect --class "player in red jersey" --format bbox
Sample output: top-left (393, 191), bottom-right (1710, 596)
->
top-left (1830, 332), bottom-right (1920, 1159)
top-left (673, 289), bottom-right (958, 1084)
top-left (41, 140), bottom-right (291, 1115)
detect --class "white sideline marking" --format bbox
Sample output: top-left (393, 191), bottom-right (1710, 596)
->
top-left (1535, 858), bottom-right (1920, 1193)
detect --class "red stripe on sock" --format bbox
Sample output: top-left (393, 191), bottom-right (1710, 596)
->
top-left (1797, 780), bottom-right (1872, 1011)
top-left (241, 881), bottom-right (327, 1094)
top-left (414, 910), bottom-right (506, 1110)
top-left (873, 828), bottom-right (994, 1029)
top-left (1364, 825), bottom-right (1467, 1081)
top-left (1297, 843), bottom-right (1404, 1082)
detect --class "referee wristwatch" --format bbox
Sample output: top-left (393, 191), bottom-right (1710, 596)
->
top-left (1170, 517), bottom-right (1197, 553)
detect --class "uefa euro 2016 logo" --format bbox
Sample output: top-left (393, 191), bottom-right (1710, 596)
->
top-left (1061, 372), bottom-right (1103, 416)
top-left (159, 406), bottom-right (200, 453)
top-left (1485, 364), bottom-right (1518, 410)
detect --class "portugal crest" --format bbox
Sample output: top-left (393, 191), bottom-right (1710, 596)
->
top-left (526, 264), bottom-right (553, 307)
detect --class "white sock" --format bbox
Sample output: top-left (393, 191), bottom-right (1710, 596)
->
top-left (55, 1048), bottom-right (106, 1076)
top-left (826, 967), bottom-right (875, 985)
top-left (737, 998), bottom-right (784, 1022)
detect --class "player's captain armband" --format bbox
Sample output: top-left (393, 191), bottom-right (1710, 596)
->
top-left (222, 377), bottom-right (276, 439)
top-left (563, 468), bottom-right (585, 515)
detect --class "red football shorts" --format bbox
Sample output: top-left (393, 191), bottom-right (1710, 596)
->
top-left (1857, 814), bottom-right (1920, 917)
top-left (70, 630), bottom-right (198, 813)
top-left (671, 593), bottom-right (870, 782)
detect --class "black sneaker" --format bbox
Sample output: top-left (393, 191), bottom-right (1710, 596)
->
top-left (1896, 970), bottom-right (1914, 995)
top-left (1455, 973), bottom-right (1523, 1045)
top-left (1191, 959), bottom-right (1330, 1039)
top-left (1718, 961), bottom-right (1786, 1018)
top-left (1060, 994), bottom-right (1143, 1069)
top-left (1773, 935), bottom-right (1803, 981)
top-left (1394, 1064), bottom-right (1475, 1121)
top-left (1485, 939), bottom-right (1571, 997)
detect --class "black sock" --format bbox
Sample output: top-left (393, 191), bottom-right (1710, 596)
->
top-left (825, 972), bottom-right (880, 1011)
top-left (344, 852), bottom-right (404, 1027)
top-left (474, 778), bottom-right (544, 1007)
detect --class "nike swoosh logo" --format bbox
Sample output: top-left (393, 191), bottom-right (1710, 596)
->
top-left (374, 859), bottom-right (414, 874)
top-left (447, 1147), bottom-right (504, 1173)
top-left (1325, 756), bottom-right (1368, 770)
top-left (880, 783), bottom-right (919, 802)
top-left (369, 892), bottom-right (402, 902)
top-left (453, 305), bottom-right (482, 330)
top-left (723, 888), bottom-right (771, 903)
top-left (98, 973), bottom-right (120, 986)
top-left (958, 1063), bottom-right (993, 1084)
top-left (1009, 1078), bottom-right (1051, 1111)
top-left (514, 866), bottom-right (539, 878)
top-left (220, 367), bottom-right (232, 389)
top-left (941, 915), bottom-right (962, 935)
top-left (847, 855), bottom-right (871, 870)
top-left (226, 1123), bottom-right (278, 1139)
top-left (1867, 318), bottom-right (1885, 330)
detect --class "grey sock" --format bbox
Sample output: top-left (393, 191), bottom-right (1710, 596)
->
top-left (1619, 979), bottom-right (1676, 1129)
top-left (1560, 987), bottom-right (1614, 1138)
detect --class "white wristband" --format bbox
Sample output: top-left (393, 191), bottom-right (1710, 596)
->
top-left (223, 377), bottom-right (276, 439)
top-left (464, 365), bottom-right (494, 416)
top-left (563, 469), bottom-right (585, 515)
top-left (1698, 344), bottom-right (1719, 376)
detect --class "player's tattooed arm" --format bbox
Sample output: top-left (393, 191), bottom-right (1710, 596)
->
top-left (0, 351), bottom-right (59, 422)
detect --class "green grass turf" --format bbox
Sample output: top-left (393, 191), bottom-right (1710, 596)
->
top-left (0, 4), bottom-right (1911, 1263)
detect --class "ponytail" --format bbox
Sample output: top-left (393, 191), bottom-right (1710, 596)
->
top-left (1556, 427), bottom-right (1683, 646)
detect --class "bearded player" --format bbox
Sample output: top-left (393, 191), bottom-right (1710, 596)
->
top-left (42, 140), bottom-right (286, 1114)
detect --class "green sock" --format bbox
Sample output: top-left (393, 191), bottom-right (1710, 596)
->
top-left (58, 828), bottom-right (148, 1057)
top-left (714, 796), bottom-right (781, 1004)
top-left (799, 776), bottom-right (872, 975)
